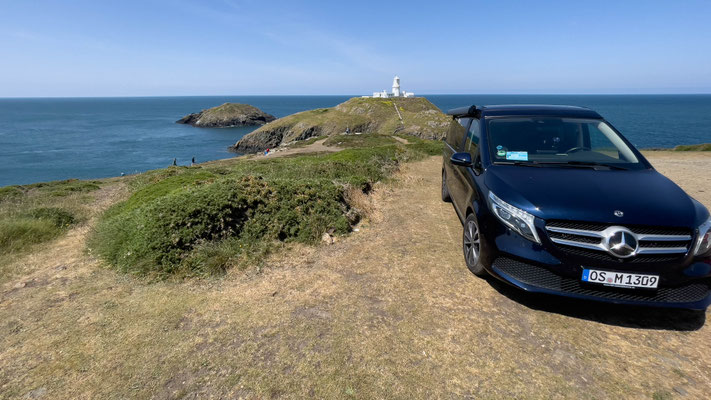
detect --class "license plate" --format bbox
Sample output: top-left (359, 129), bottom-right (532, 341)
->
top-left (581, 269), bottom-right (659, 289)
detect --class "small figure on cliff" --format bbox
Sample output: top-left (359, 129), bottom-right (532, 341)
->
top-left (191, 157), bottom-right (195, 166)
top-left (346, 126), bottom-right (351, 134)
top-left (172, 158), bottom-right (177, 166)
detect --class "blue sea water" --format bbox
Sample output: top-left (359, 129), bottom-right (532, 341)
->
top-left (1, 95), bottom-right (710, 187)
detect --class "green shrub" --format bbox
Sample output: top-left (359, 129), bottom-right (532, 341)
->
top-left (25, 207), bottom-right (76, 228)
top-left (91, 176), bottom-right (352, 277)
top-left (0, 207), bottom-right (77, 254)
top-left (0, 186), bottom-right (24, 203)
top-left (0, 179), bottom-right (101, 203)
top-left (105, 169), bottom-right (218, 219)
top-left (90, 140), bottom-right (439, 278)
top-left (0, 219), bottom-right (60, 253)
top-left (673, 143), bottom-right (711, 151)
top-left (405, 140), bottom-right (444, 156)
top-left (29, 179), bottom-right (102, 196)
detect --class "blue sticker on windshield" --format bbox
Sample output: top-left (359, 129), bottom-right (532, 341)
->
top-left (506, 151), bottom-right (528, 161)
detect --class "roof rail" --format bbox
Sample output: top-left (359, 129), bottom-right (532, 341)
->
top-left (446, 105), bottom-right (478, 118)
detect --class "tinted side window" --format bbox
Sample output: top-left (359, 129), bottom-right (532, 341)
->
top-left (446, 117), bottom-right (470, 149)
top-left (465, 119), bottom-right (480, 155)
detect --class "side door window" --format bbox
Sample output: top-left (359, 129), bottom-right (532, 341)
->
top-left (465, 118), bottom-right (480, 156)
top-left (446, 117), bottom-right (471, 150)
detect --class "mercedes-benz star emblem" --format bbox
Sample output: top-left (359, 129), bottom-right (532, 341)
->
top-left (614, 210), bottom-right (624, 217)
top-left (604, 227), bottom-right (638, 258)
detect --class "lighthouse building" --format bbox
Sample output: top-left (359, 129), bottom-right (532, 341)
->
top-left (368, 76), bottom-right (415, 98)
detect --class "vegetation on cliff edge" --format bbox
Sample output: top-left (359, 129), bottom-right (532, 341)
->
top-left (89, 136), bottom-right (443, 278)
top-left (0, 179), bottom-right (101, 262)
top-left (672, 143), bottom-right (711, 151)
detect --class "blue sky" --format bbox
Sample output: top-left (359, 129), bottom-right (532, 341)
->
top-left (1, 0), bottom-right (710, 96)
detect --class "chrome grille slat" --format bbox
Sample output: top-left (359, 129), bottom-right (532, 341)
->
top-left (545, 226), bottom-right (604, 238)
top-left (637, 247), bottom-right (690, 254)
top-left (549, 238), bottom-right (606, 251)
top-left (637, 234), bottom-right (692, 241)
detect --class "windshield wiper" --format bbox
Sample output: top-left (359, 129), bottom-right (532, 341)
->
top-left (535, 161), bottom-right (630, 170)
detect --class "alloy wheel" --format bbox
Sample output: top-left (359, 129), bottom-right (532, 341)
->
top-left (463, 219), bottom-right (480, 266)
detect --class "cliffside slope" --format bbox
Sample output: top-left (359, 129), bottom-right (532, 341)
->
top-left (231, 97), bottom-right (449, 152)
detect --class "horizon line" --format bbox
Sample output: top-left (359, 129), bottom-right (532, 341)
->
top-left (2, 92), bottom-right (711, 99)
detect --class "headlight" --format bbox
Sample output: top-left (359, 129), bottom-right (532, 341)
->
top-left (694, 217), bottom-right (711, 256)
top-left (488, 191), bottom-right (540, 243)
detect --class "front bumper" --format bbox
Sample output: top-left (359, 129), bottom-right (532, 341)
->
top-left (490, 256), bottom-right (711, 310)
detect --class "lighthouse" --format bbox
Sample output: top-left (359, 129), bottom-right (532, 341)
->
top-left (392, 76), bottom-right (401, 97)
top-left (367, 75), bottom-right (415, 98)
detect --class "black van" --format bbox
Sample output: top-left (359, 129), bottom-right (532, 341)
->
top-left (442, 104), bottom-right (711, 309)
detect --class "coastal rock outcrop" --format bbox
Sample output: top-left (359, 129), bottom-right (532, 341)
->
top-left (177, 103), bottom-right (276, 128)
top-left (230, 97), bottom-right (449, 153)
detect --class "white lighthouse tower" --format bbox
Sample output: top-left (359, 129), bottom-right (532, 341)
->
top-left (392, 76), bottom-right (401, 97)
top-left (368, 75), bottom-right (415, 98)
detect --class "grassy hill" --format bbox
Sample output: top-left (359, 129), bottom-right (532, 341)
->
top-left (231, 97), bottom-right (450, 152)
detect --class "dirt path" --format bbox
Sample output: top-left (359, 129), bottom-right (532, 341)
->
top-left (1, 154), bottom-right (710, 399)
top-left (251, 138), bottom-right (341, 159)
top-left (393, 135), bottom-right (410, 144)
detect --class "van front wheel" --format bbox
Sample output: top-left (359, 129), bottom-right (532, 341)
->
top-left (463, 214), bottom-right (487, 276)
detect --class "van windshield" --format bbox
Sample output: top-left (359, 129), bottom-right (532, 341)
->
top-left (487, 117), bottom-right (643, 169)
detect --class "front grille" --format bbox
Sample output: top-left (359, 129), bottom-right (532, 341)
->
top-left (557, 246), bottom-right (681, 264)
top-left (492, 257), bottom-right (710, 304)
top-left (546, 221), bottom-right (690, 236)
top-left (544, 220), bottom-right (692, 262)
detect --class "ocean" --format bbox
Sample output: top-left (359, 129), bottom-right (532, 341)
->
top-left (1, 95), bottom-right (710, 187)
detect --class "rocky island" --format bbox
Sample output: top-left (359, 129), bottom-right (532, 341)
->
top-left (177, 103), bottom-right (276, 128)
top-left (230, 97), bottom-right (450, 153)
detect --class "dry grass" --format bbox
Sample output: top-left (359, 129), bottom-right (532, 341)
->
top-left (1, 152), bottom-right (711, 398)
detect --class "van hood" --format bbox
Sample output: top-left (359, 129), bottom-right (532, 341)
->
top-left (485, 165), bottom-right (697, 227)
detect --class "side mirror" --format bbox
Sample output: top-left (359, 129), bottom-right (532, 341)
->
top-left (450, 152), bottom-right (473, 167)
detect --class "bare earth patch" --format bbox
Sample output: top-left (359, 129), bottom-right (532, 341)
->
top-left (1, 152), bottom-right (710, 398)
top-left (252, 138), bottom-right (341, 159)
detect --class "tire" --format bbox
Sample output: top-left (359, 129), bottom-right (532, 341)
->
top-left (463, 213), bottom-right (487, 276)
top-left (441, 169), bottom-right (452, 202)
